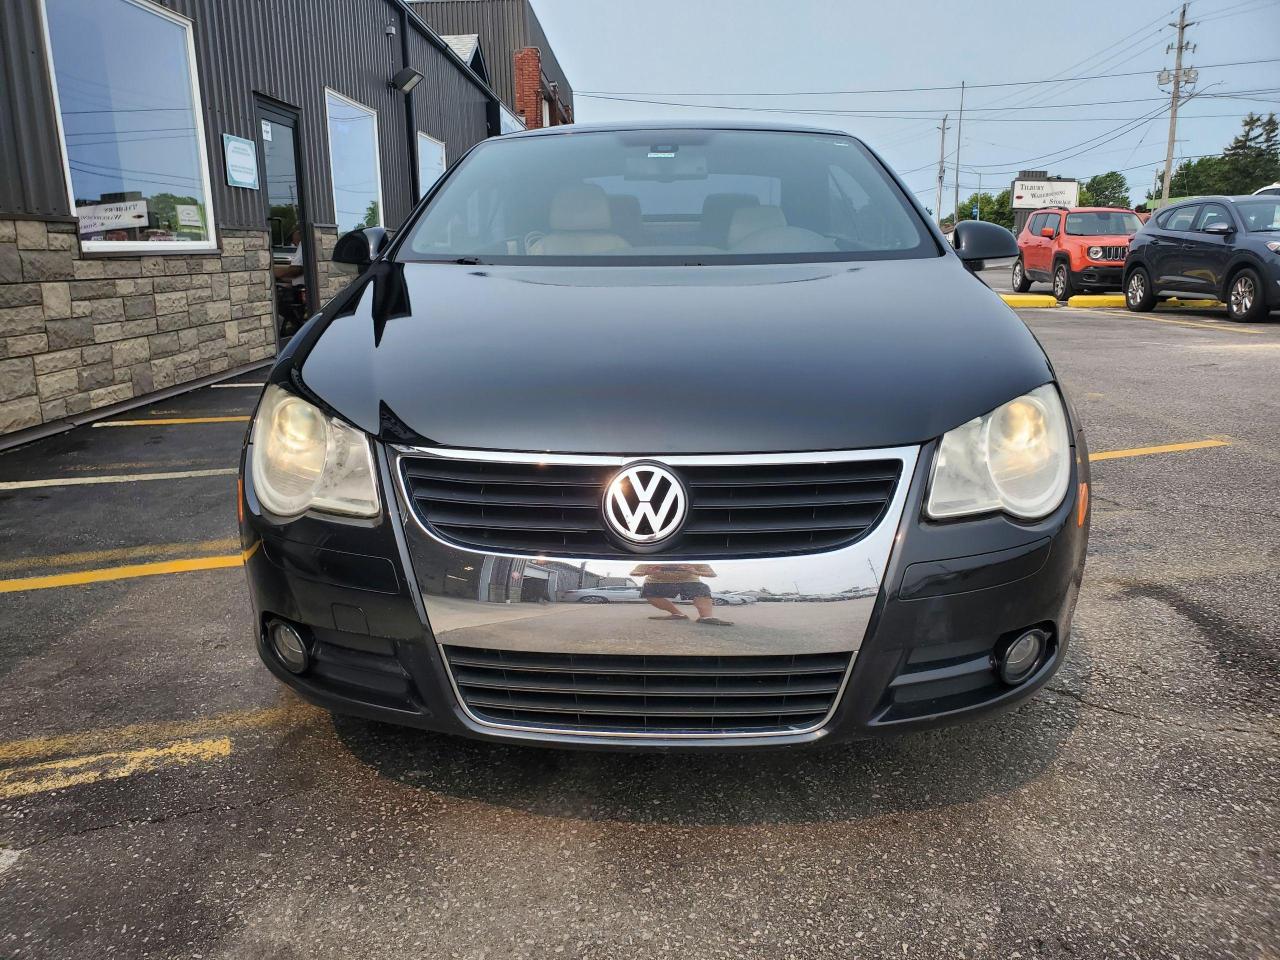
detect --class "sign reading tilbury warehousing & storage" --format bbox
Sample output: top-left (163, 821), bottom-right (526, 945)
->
top-left (1011, 179), bottom-right (1079, 210)
top-left (223, 133), bottom-right (260, 189)
top-left (76, 199), bottom-right (148, 236)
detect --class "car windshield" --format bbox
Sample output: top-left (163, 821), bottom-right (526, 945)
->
top-left (1236, 198), bottom-right (1280, 231)
top-left (1064, 211), bottom-right (1142, 236)
top-left (399, 129), bottom-right (936, 264)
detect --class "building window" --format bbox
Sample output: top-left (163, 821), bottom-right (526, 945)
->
top-left (540, 98), bottom-right (551, 128)
top-left (40, 0), bottom-right (216, 252)
top-left (324, 89), bottom-right (383, 234)
top-left (416, 133), bottom-right (447, 199)
top-left (498, 105), bottom-right (525, 135)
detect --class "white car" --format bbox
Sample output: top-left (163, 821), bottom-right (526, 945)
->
top-left (1253, 183), bottom-right (1280, 197)
top-left (562, 586), bottom-right (754, 606)
top-left (562, 585), bottom-right (641, 603)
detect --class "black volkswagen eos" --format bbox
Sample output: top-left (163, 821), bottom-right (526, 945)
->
top-left (238, 123), bottom-right (1090, 749)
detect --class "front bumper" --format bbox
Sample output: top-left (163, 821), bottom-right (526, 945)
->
top-left (239, 437), bottom-right (1090, 750)
top-left (1072, 264), bottom-right (1124, 289)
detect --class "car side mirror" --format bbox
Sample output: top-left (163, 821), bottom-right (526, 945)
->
top-left (952, 220), bottom-right (1019, 271)
top-left (1040, 227), bottom-right (1055, 238)
top-left (1203, 221), bottom-right (1234, 236)
top-left (333, 226), bottom-right (389, 266)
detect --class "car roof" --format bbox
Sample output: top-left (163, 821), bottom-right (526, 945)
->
top-left (1031, 206), bottom-right (1135, 214)
top-left (501, 120), bottom-right (852, 139)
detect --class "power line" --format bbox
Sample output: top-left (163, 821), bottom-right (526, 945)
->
top-left (577, 56), bottom-right (1280, 98)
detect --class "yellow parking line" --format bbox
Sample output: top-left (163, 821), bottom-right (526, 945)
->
top-left (0, 538), bottom-right (239, 576)
top-left (0, 554), bottom-right (244, 594)
top-left (93, 416), bottom-right (250, 427)
top-left (0, 737), bottom-right (231, 801)
top-left (0, 702), bottom-right (314, 765)
top-left (0, 467), bottom-right (236, 491)
top-left (1090, 439), bottom-right (1230, 462)
top-left (1119, 314), bottom-right (1261, 335)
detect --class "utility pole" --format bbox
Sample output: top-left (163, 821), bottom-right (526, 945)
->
top-left (953, 81), bottom-right (965, 224)
top-left (976, 172), bottom-right (983, 221)
top-left (1160, 4), bottom-right (1197, 204)
top-left (934, 114), bottom-right (949, 226)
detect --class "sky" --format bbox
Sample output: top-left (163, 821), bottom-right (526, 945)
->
top-left (531, 0), bottom-right (1280, 212)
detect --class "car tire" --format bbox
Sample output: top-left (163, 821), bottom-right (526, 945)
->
top-left (1011, 258), bottom-right (1032, 293)
top-left (1226, 267), bottom-right (1267, 322)
top-left (1052, 262), bottom-right (1074, 302)
top-left (1125, 267), bottom-right (1156, 312)
top-left (577, 596), bottom-right (607, 603)
top-left (712, 597), bottom-right (728, 606)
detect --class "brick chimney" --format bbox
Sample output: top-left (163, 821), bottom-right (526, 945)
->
top-left (513, 47), bottom-right (545, 128)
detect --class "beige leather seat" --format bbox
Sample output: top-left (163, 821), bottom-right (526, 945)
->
top-left (699, 192), bottom-right (760, 247)
top-left (727, 205), bottom-right (838, 253)
top-left (726, 205), bottom-right (788, 248)
top-left (529, 185), bottom-right (631, 255)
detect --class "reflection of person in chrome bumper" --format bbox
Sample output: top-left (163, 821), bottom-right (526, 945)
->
top-left (633, 563), bottom-right (733, 625)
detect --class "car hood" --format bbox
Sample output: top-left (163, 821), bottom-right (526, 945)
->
top-left (1071, 234), bottom-right (1135, 244)
top-left (296, 256), bottom-right (1053, 454)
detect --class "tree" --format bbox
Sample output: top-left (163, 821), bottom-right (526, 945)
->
top-left (361, 200), bottom-right (381, 228)
top-left (1082, 171), bottom-right (1130, 208)
top-left (1148, 112), bottom-right (1280, 200)
top-left (953, 188), bottom-right (1014, 230)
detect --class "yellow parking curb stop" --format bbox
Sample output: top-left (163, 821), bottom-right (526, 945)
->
top-left (1066, 294), bottom-right (1126, 308)
top-left (1000, 294), bottom-right (1059, 308)
top-left (1161, 298), bottom-right (1223, 309)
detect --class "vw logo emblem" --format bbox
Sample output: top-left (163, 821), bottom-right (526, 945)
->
top-left (603, 462), bottom-right (687, 547)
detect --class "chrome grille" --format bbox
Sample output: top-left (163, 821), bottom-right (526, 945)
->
top-left (398, 451), bottom-right (903, 559)
top-left (444, 646), bottom-right (851, 735)
top-left (1097, 244), bottom-right (1128, 261)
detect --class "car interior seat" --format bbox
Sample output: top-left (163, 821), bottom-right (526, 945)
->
top-left (699, 193), bottom-right (761, 247)
top-left (528, 184), bottom-right (631, 255)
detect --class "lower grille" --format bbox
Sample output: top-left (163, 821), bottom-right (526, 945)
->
top-left (444, 646), bottom-right (852, 736)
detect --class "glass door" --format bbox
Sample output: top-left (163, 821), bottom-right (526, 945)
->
top-left (256, 100), bottom-right (311, 346)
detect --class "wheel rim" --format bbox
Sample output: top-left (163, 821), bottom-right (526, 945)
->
top-left (1128, 273), bottom-right (1144, 304)
top-left (1231, 276), bottom-right (1255, 315)
top-left (1013, 262), bottom-right (1023, 285)
top-left (1054, 269), bottom-right (1066, 299)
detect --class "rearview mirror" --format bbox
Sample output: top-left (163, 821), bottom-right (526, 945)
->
top-left (952, 220), bottom-right (1019, 270)
top-left (333, 226), bottom-right (389, 266)
top-left (1040, 227), bottom-right (1055, 238)
top-left (1203, 221), bottom-right (1234, 236)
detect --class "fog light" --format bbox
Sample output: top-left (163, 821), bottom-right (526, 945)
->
top-left (997, 629), bottom-right (1047, 685)
top-left (268, 620), bottom-right (310, 674)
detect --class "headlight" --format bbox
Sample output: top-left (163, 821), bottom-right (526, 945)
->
top-left (249, 385), bottom-right (379, 518)
top-left (926, 384), bottom-right (1071, 521)
top-left (1087, 246), bottom-right (1103, 260)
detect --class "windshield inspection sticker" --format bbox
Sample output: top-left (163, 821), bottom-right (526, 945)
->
top-left (648, 146), bottom-right (677, 158)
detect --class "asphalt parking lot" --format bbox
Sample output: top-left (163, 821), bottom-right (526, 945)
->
top-left (1, 304), bottom-right (1277, 959)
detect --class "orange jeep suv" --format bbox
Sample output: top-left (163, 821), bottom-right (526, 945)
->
top-left (1013, 207), bottom-right (1143, 300)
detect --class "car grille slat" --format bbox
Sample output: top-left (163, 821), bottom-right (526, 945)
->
top-left (401, 453), bottom-right (902, 559)
top-left (445, 646), bottom-right (851, 735)
top-left (1097, 244), bottom-right (1128, 261)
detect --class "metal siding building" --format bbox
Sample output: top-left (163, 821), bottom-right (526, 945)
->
top-left (0, 0), bottom-right (495, 228)
top-left (411, 0), bottom-right (573, 123)
top-left (0, 0), bottom-right (517, 443)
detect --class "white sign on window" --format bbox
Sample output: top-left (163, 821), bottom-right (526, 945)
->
top-left (261, 119), bottom-right (272, 142)
top-left (175, 204), bottom-right (203, 227)
top-left (223, 134), bottom-right (259, 189)
top-left (76, 199), bottom-right (149, 236)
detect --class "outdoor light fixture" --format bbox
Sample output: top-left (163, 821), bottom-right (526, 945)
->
top-left (390, 66), bottom-right (423, 94)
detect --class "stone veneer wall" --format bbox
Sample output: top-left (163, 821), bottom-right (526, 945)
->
top-left (0, 220), bottom-right (277, 437)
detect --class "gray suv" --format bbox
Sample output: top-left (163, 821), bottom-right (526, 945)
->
top-left (1124, 195), bottom-right (1280, 322)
